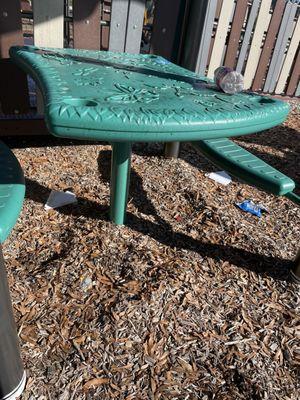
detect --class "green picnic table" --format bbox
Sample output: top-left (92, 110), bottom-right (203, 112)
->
top-left (10, 45), bottom-right (299, 225)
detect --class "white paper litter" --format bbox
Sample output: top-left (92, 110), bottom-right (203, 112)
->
top-left (205, 170), bottom-right (232, 186)
top-left (44, 190), bottom-right (77, 210)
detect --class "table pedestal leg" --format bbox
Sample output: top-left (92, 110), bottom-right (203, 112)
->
top-left (0, 245), bottom-right (26, 400)
top-left (110, 142), bottom-right (132, 225)
top-left (164, 142), bottom-right (180, 158)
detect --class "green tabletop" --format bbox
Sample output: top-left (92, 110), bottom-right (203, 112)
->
top-left (10, 46), bottom-right (290, 224)
top-left (10, 46), bottom-right (289, 142)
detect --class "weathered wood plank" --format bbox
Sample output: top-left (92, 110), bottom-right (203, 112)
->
top-left (296, 80), bottom-right (300, 97)
top-left (125, 0), bottom-right (145, 54)
top-left (0, 0), bottom-right (24, 57)
top-left (207, 0), bottom-right (235, 78)
top-left (224, 0), bottom-right (248, 69)
top-left (33, 0), bottom-right (64, 47)
top-left (109, 0), bottom-right (129, 52)
top-left (73, 0), bottom-right (101, 50)
top-left (236, 0), bottom-right (260, 73)
top-left (264, 2), bottom-right (298, 93)
top-left (207, 0), bottom-right (223, 69)
top-left (195, 0), bottom-right (218, 75)
top-left (286, 48), bottom-right (300, 96)
top-left (243, 0), bottom-right (272, 89)
top-left (101, 0), bottom-right (111, 50)
top-left (275, 16), bottom-right (300, 94)
top-left (252, 0), bottom-right (286, 91)
top-left (33, 0), bottom-right (64, 112)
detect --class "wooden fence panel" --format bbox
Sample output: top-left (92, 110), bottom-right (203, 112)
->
top-left (286, 48), bottom-right (300, 96)
top-left (33, 0), bottom-right (64, 113)
top-left (224, 0), bottom-right (248, 69)
top-left (207, 0), bottom-right (235, 78)
top-left (195, 0), bottom-right (218, 75)
top-left (236, 0), bottom-right (260, 73)
top-left (125, 0), bottom-right (145, 53)
top-left (275, 17), bottom-right (300, 94)
top-left (296, 81), bottom-right (300, 97)
top-left (33, 0), bottom-right (64, 47)
top-left (73, 0), bottom-right (101, 50)
top-left (101, 0), bottom-right (111, 50)
top-left (243, 0), bottom-right (272, 89)
top-left (264, 2), bottom-right (298, 93)
top-left (206, 0), bottom-right (223, 70)
top-left (109, 0), bottom-right (129, 52)
top-left (252, 0), bottom-right (286, 91)
top-left (0, 0), bottom-right (29, 114)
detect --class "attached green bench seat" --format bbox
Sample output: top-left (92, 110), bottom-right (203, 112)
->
top-left (0, 141), bottom-right (26, 399)
top-left (192, 138), bottom-right (300, 205)
top-left (0, 141), bottom-right (25, 243)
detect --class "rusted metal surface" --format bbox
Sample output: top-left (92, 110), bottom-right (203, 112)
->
top-left (224, 0), bottom-right (248, 69)
top-left (73, 0), bottom-right (101, 50)
top-left (251, 0), bottom-right (286, 92)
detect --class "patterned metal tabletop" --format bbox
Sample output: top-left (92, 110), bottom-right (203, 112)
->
top-left (10, 46), bottom-right (289, 142)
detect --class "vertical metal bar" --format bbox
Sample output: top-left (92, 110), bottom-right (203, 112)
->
top-left (264, 2), bottom-right (298, 93)
top-left (236, 0), bottom-right (260, 73)
top-left (109, 0), bottom-right (130, 52)
top-left (224, 0), bottom-right (248, 69)
top-left (0, 245), bottom-right (25, 400)
top-left (252, 0), bottom-right (286, 91)
top-left (110, 142), bottom-right (132, 225)
top-left (125, 0), bottom-right (145, 54)
top-left (73, 0), bottom-right (101, 50)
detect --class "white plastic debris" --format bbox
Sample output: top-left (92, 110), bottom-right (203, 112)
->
top-left (44, 190), bottom-right (77, 210)
top-left (205, 170), bottom-right (232, 186)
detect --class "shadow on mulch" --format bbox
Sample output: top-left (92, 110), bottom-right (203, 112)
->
top-left (24, 144), bottom-right (294, 284)
top-left (2, 135), bottom-right (104, 149)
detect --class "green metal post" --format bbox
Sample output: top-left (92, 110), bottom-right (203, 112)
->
top-left (110, 142), bottom-right (132, 225)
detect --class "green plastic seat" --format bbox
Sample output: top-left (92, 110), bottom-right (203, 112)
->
top-left (192, 138), bottom-right (299, 202)
top-left (0, 141), bottom-right (25, 243)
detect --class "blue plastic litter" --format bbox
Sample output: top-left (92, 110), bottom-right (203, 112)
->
top-left (235, 200), bottom-right (268, 217)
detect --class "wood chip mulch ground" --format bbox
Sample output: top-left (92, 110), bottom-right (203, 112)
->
top-left (3, 100), bottom-right (300, 400)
